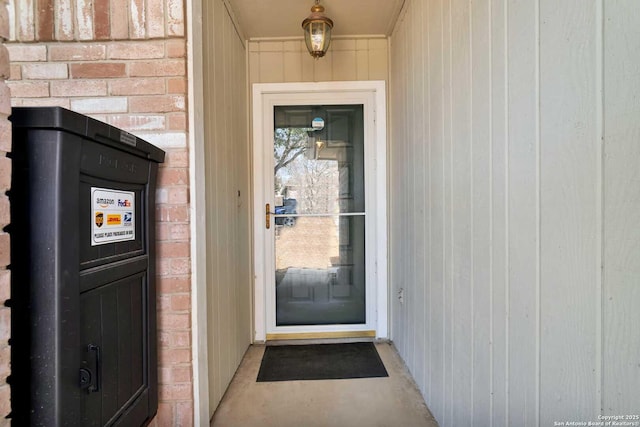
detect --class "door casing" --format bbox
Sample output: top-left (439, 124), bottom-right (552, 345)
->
top-left (251, 81), bottom-right (388, 342)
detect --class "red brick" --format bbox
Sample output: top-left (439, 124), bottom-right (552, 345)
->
top-left (157, 277), bottom-right (191, 293)
top-left (0, 384), bottom-right (9, 421)
top-left (166, 40), bottom-right (186, 58)
top-left (157, 241), bottom-right (190, 259)
top-left (0, 346), bottom-right (9, 377)
top-left (0, 234), bottom-right (8, 268)
top-left (168, 187), bottom-right (189, 204)
top-left (130, 95), bottom-right (185, 113)
top-left (0, 307), bottom-right (9, 341)
top-left (22, 63), bottom-right (68, 79)
top-left (158, 168), bottom-right (188, 186)
top-left (49, 44), bottom-right (106, 61)
top-left (158, 294), bottom-right (171, 312)
top-left (171, 366), bottom-right (192, 383)
top-left (157, 205), bottom-right (189, 222)
top-left (70, 63), bottom-right (126, 79)
top-left (55, 0), bottom-right (74, 41)
top-left (0, 157), bottom-right (9, 189)
top-left (0, 46), bottom-right (9, 80)
top-left (158, 330), bottom-right (190, 348)
top-left (167, 113), bottom-right (187, 131)
top-left (158, 383), bottom-right (192, 401)
top-left (0, 271), bottom-right (10, 303)
top-left (76, 0), bottom-right (93, 40)
top-left (104, 114), bottom-right (165, 131)
top-left (156, 223), bottom-right (171, 241)
top-left (70, 96), bottom-right (127, 114)
top-left (157, 257), bottom-right (171, 275)
top-left (50, 80), bottom-right (107, 97)
top-left (0, 84), bottom-right (10, 115)
top-left (16, 0), bottom-right (36, 42)
top-left (7, 45), bottom-right (47, 62)
top-left (37, 0), bottom-right (55, 41)
top-left (146, 0), bottom-right (165, 39)
top-left (94, 0), bottom-right (111, 39)
top-left (167, 77), bottom-right (185, 94)
top-left (158, 348), bottom-right (190, 365)
top-left (158, 366), bottom-right (172, 384)
top-left (170, 224), bottom-right (190, 241)
top-left (0, 197), bottom-right (7, 227)
top-left (12, 97), bottom-right (70, 108)
top-left (155, 402), bottom-right (174, 427)
top-left (157, 313), bottom-right (190, 331)
top-left (170, 259), bottom-right (190, 276)
top-left (109, 78), bottom-right (164, 95)
top-left (167, 0), bottom-right (185, 37)
top-left (0, 2), bottom-right (9, 41)
top-left (163, 150), bottom-right (188, 168)
top-left (8, 81), bottom-right (49, 98)
top-left (10, 64), bottom-right (22, 80)
top-left (176, 401), bottom-right (193, 427)
top-left (0, 118), bottom-right (9, 152)
top-left (171, 294), bottom-right (190, 311)
top-left (129, 0), bottom-right (146, 39)
top-left (109, 42), bottom-right (165, 60)
top-left (110, 0), bottom-right (129, 40)
top-left (129, 60), bottom-right (185, 77)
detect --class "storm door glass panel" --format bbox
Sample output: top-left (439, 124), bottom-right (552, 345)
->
top-left (273, 105), bottom-right (365, 326)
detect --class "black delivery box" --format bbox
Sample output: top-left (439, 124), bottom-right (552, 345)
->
top-left (9, 107), bottom-right (165, 426)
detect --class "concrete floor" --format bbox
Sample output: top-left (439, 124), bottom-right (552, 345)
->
top-left (210, 342), bottom-right (439, 427)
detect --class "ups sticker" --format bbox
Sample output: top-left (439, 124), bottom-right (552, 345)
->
top-left (95, 212), bottom-right (104, 228)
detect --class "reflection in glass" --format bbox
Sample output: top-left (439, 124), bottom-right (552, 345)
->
top-left (273, 105), bottom-right (364, 214)
top-left (275, 216), bottom-right (366, 326)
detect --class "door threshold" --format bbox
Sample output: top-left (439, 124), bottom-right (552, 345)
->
top-left (266, 330), bottom-right (376, 341)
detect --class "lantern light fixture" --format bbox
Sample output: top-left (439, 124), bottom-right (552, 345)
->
top-left (301, 0), bottom-right (333, 59)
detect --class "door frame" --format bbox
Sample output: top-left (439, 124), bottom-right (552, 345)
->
top-left (251, 81), bottom-right (387, 342)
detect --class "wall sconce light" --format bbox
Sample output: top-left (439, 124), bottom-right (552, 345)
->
top-left (302, 0), bottom-right (333, 59)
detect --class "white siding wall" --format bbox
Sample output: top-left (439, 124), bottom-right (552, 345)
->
top-left (389, 0), bottom-right (640, 426)
top-left (248, 38), bottom-right (388, 84)
top-left (202, 0), bottom-right (252, 414)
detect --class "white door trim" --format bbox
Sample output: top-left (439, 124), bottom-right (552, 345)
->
top-left (187, 0), bottom-right (209, 424)
top-left (252, 81), bottom-right (387, 342)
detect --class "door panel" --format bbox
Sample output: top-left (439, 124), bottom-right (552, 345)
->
top-left (80, 273), bottom-right (147, 426)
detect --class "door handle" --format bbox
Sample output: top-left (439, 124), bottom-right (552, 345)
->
top-left (87, 344), bottom-right (101, 393)
top-left (265, 203), bottom-right (271, 229)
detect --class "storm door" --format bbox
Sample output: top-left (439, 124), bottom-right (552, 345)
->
top-left (253, 82), bottom-right (387, 341)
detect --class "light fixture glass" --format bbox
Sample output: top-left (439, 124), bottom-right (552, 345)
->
top-left (302, 0), bottom-right (333, 59)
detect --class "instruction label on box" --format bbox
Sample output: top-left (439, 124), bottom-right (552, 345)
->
top-left (91, 187), bottom-right (135, 246)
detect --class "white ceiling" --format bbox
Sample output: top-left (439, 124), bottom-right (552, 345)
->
top-left (226, 0), bottom-right (405, 39)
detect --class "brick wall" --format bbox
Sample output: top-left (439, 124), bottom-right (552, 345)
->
top-left (6, 1), bottom-right (192, 425)
top-left (0, 1), bottom-right (10, 425)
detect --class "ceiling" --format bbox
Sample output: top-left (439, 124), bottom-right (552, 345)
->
top-left (226, 0), bottom-right (405, 39)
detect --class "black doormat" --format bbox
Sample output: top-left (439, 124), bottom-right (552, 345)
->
top-left (256, 342), bottom-right (389, 382)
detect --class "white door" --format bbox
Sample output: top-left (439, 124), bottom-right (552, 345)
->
top-left (252, 82), bottom-right (387, 342)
